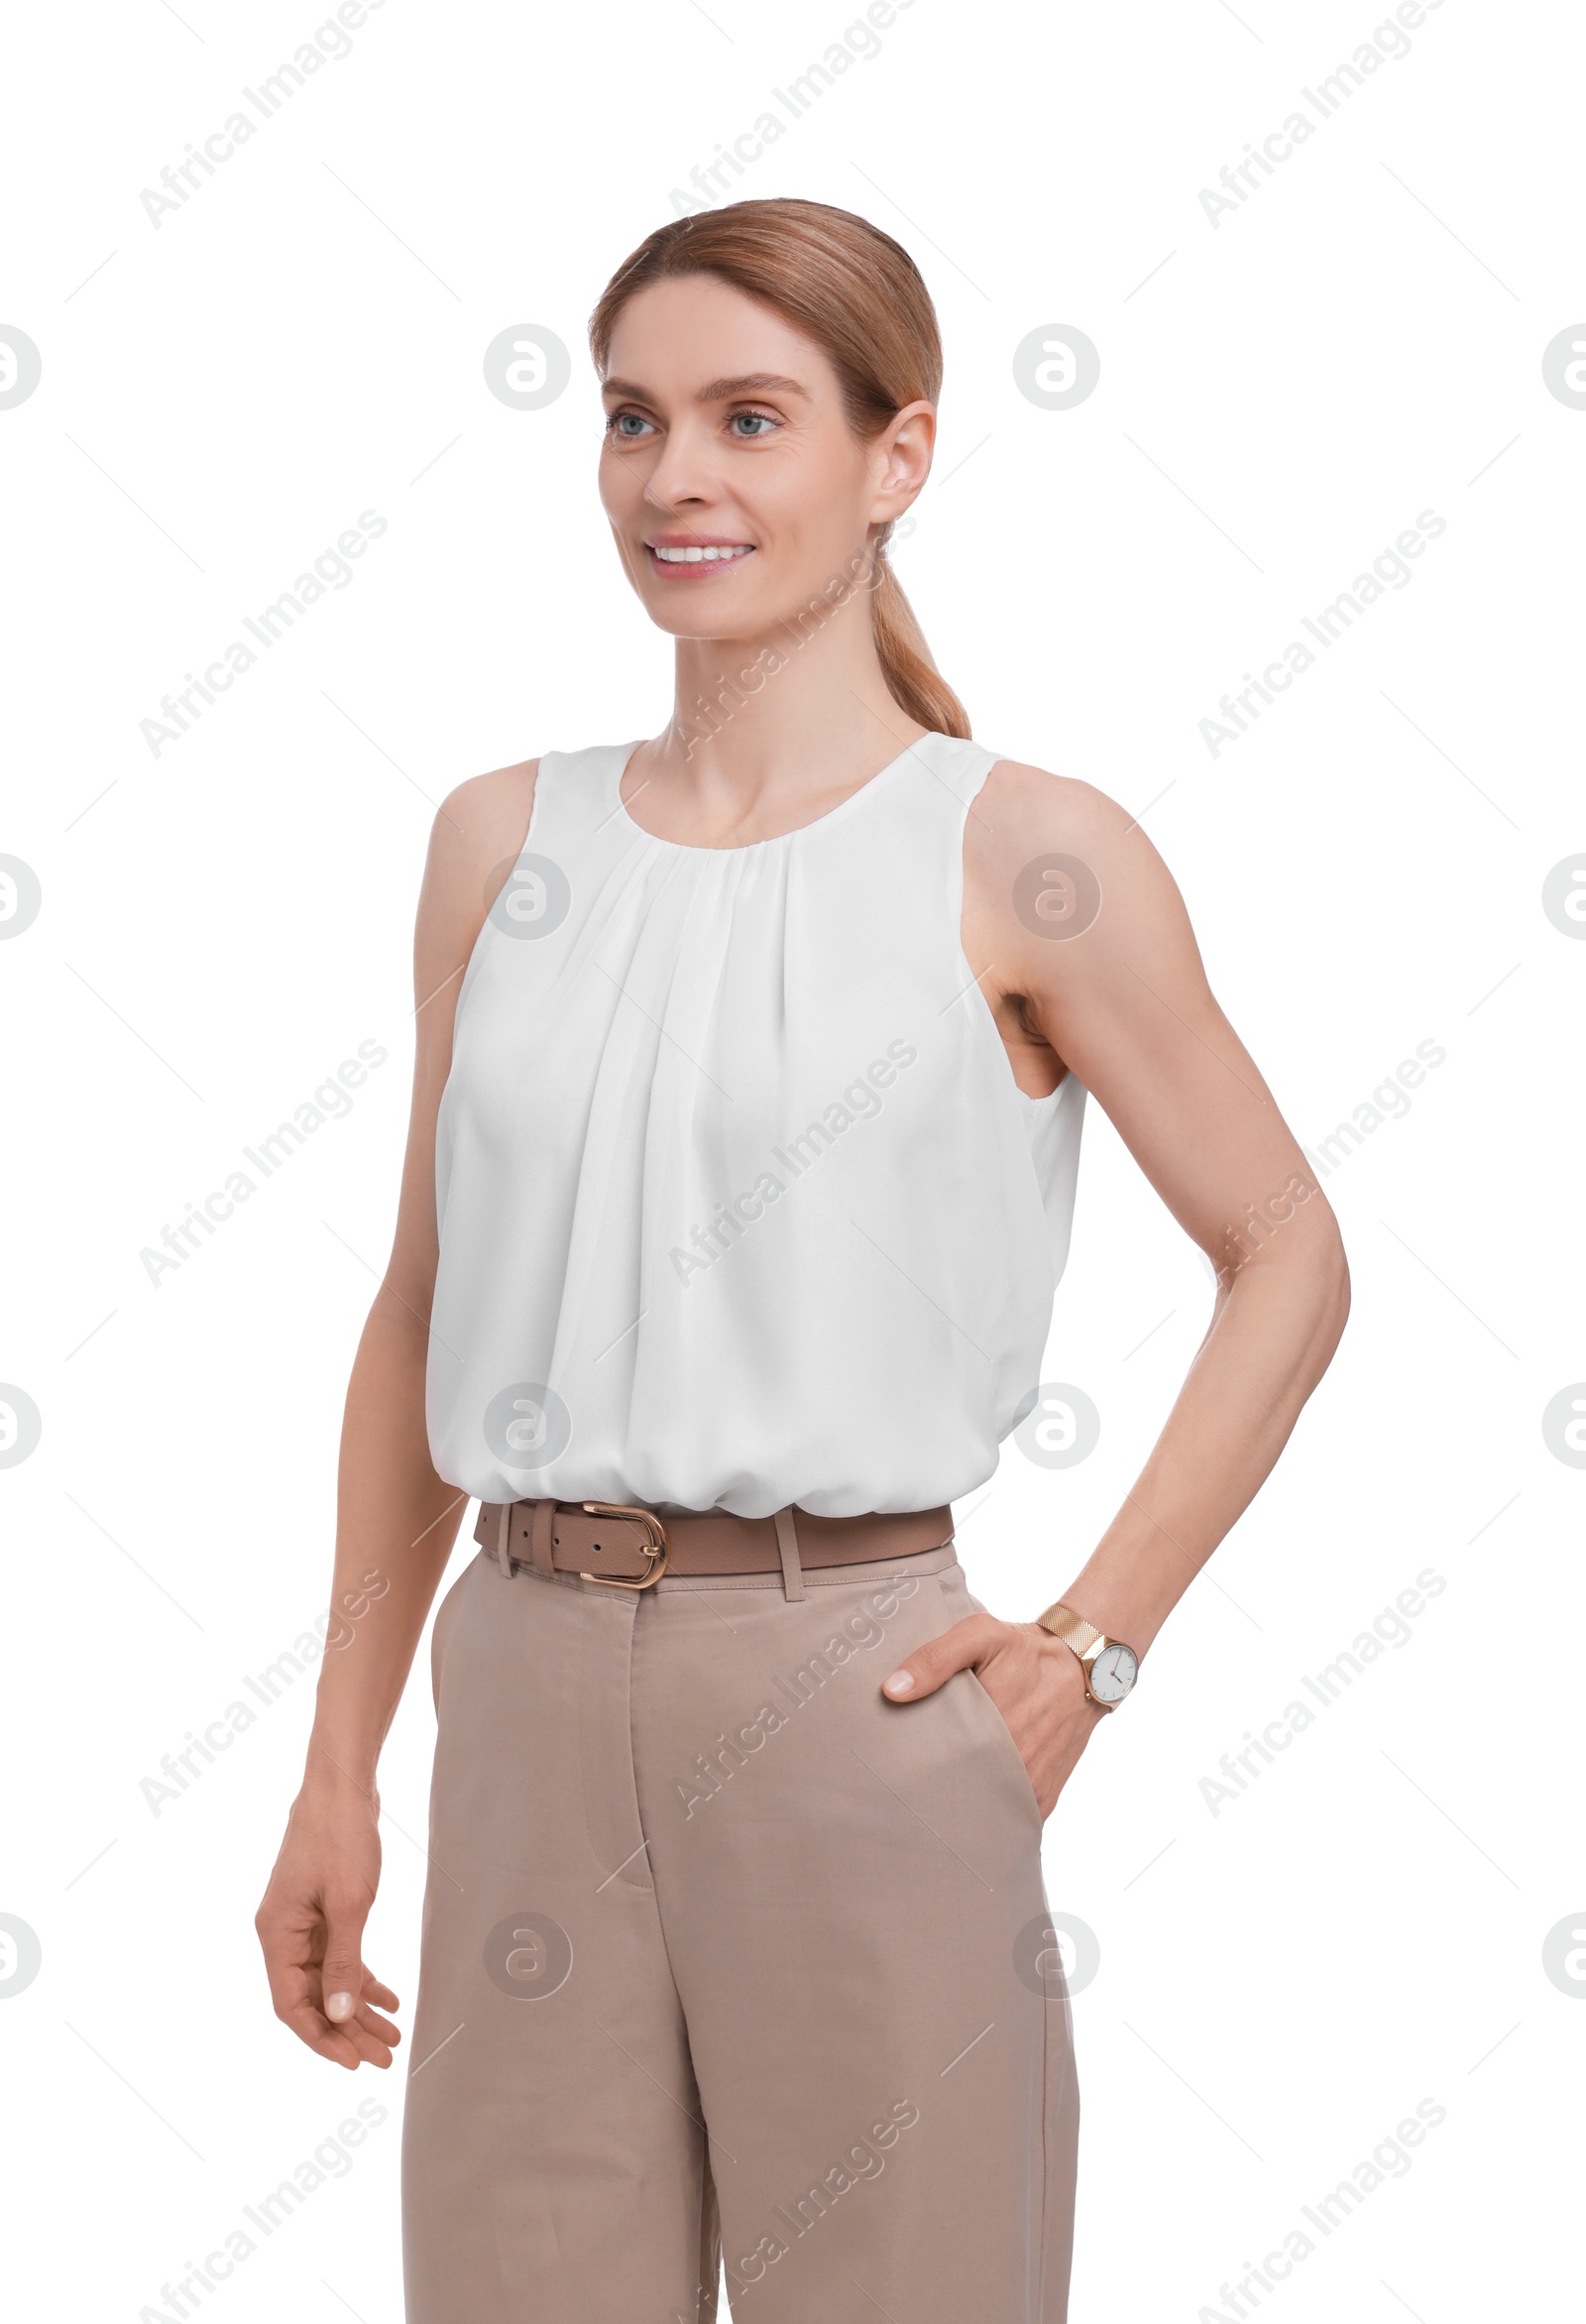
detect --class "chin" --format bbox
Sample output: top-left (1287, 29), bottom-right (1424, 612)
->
top-left (645, 597), bottom-right (769, 641)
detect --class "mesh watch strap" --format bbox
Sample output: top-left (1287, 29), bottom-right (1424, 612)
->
top-left (1035, 1602), bottom-right (1104, 1655)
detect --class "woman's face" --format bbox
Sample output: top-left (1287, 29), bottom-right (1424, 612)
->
top-left (597, 272), bottom-right (931, 642)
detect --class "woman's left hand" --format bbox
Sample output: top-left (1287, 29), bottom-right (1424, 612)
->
top-left (882, 1614), bottom-right (1108, 1819)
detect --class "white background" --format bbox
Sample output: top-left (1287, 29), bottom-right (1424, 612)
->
top-left (2, 0), bottom-right (1580, 2317)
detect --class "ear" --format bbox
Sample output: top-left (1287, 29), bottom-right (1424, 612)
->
top-left (867, 399), bottom-right (935, 527)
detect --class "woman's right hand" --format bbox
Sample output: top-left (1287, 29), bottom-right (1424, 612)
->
top-left (255, 1776), bottom-right (401, 2070)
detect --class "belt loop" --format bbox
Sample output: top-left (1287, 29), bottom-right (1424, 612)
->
top-left (487, 1502), bottom-right (512, 1580)
top-left (528, 1498), bottom-right (556, 1576)
top-left (772, 1506), bottom-right (805, 1602)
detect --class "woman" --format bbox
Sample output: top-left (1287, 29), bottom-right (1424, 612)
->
top-left (256, 197), bottom-right (1349, 2322)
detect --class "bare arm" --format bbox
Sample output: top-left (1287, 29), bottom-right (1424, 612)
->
top-left (255, 757), bottom-right (539, 2066)
top-left (883, 764), bottom-right (1350, 1810)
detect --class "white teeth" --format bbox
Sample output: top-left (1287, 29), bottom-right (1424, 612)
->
top-left (652, 543), bottom-right (752, 563)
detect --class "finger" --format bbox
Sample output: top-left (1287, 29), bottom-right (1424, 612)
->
top-left (263, 1935), bottom-right (365, 2065)
top-left (341, 2018), bottom-right (396, 2068)
top-left (881, 1613), bottom-right (998, 1701)
top-left (280, 1982), bottom-right (393, 2069)
top-left (356, 2002), bottom-right (401, 2046)
top-left (278, 1998), bottom-right (366, 2069)
top-left (319, 1897), bottom-right (372, 2028)
top-left (352, 1964), bottom-right (400, 2039)
top-left (256, 1903), bottom-right (329, 2027)
top-left (325, 1960), bottom-right (398, 2065)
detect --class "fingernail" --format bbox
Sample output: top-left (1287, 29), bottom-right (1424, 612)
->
top-left (326, 1991), bottom-right (355, 2022)
top-left (883, 1670), bottom-right (914, 1695)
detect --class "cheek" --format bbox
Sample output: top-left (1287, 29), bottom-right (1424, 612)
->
top-left (753, 500), bottom-right (873, 600)
top-left (598, 448), bottom-right (642, 513)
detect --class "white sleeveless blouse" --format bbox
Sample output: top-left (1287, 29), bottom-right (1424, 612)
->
top-left (426, 733), bottom-right (1085, 1519)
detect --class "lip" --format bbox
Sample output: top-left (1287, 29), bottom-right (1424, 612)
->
top-left (643, 532), bottom-right (756, 578)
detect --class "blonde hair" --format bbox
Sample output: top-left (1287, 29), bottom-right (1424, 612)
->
top-left (588, 197), bottom-right (969, 740)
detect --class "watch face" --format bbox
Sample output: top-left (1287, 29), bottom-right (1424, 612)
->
top-left (1089, 1643), bottom-right (1138, 1703)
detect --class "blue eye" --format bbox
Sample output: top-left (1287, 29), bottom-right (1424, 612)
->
top-left (731, 411), bottom-right (776, 437)
top-left (607, 411), bottom-right (651, 438)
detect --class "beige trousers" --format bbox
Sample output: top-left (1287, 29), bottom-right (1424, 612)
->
top-left (400, 1531), bottom-right (1078, 2322)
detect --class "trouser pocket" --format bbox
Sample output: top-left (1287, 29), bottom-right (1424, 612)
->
top-left (959, 1663), bottom-right (1044, 1826)
top-left (933, 1567), bottom-right (1045, 1831)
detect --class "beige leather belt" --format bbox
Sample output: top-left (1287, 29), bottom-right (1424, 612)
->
top-left (473, 1496), bottom-right (954, 1598)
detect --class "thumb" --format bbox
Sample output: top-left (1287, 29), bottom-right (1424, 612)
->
top-left (882, 1614), bottom-right (995, 1703)
top-left (320, 1896), bottom-right (368, 2026)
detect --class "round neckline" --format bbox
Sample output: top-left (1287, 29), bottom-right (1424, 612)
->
top-left (611, 732), bottom-right (937, 856)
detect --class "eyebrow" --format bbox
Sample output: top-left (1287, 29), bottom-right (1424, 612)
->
top-left (600, 372), bottom-right (812, 405)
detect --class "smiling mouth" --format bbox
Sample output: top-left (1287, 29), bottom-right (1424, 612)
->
top-left (644, 540), bottom-right (755, 573)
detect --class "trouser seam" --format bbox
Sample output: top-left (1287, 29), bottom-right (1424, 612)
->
top-left (624, 1592), bottom-right (719, 2261)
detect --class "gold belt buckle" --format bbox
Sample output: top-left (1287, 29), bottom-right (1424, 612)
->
top-left (577, 1502), bottom-right (670, 1589)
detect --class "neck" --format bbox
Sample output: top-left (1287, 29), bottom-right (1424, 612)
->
top-left (646, 577), bottom-right (924, 824)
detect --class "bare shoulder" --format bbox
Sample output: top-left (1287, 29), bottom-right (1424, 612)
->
top-left (413, 755), bottom-right (541, 990)
top-left (965, 757), bottom-right (1189, 920)
top-left (963, 755), bottom-right (1199, 981)
top-left (428, 755), bottom-right (541, 880)
top-left (969, 756), bottom-right (1150, 870)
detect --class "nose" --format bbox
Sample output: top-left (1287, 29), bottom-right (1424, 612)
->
top-left (640, 417), bottom-right (723, 514)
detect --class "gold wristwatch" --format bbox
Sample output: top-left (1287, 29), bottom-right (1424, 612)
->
top-left (1035, 1602), bottom-right (1139, 1710)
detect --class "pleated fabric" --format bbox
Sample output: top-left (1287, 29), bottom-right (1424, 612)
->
top-left (426, 732), bottom-right (1085, 1518)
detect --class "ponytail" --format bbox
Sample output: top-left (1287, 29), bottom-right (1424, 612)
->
top-left (868, 525), bottom-right (970, 740)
